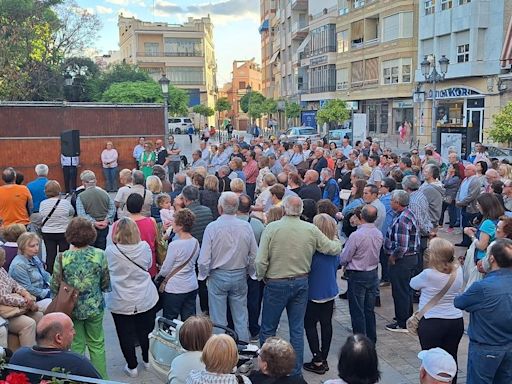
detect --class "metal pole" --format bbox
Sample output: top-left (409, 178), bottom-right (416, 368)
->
top-left (431, 72), bottom-right (437, 146)
top-left (163, 95), bottom-right (169, 144)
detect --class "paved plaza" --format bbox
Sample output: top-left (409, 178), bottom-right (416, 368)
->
top-left (97, 133), bottom-right (471, 383)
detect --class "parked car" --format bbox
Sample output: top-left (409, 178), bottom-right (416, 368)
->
top-left (487, 146), bottom-right (512, 161)
top-left (280, 126), bottom-right (320, 144)
top-left (322, 128), bottom-right (353, 148)
top-left (168, 117), bottom-right (194, 134)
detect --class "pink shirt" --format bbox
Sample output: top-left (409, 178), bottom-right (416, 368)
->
top-left (101, 149), bottom-right (118, 168)
top-left (243, 160), bottom-right (259, 184)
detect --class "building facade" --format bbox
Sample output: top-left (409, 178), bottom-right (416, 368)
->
top-left (415, 0), bottom-right (511, 156)
top-left (118, 15), bottom-right (218, 124)
top-left (260, 0), bottom-right (277, 98)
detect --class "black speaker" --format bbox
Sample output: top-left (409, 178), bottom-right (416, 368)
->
top-left (60, 130), bottom-right (80, 157)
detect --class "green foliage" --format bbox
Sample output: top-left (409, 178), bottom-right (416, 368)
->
top-left (490, 101), bottom-right (512, 145)
top-left (91, 63), bottom-right (151, 101)
top-left (285, 102), bottom-right (301, 119)
top-left (261, 98), bottom-right (277, 116)
top-left (215, 97), bottom-right (231, 113)
top-left (101, 81), bottom-right (163, 103)
top-left (193, 104), bottom-right (215, 117)
top-left (240, 91), bottom-right (265, 113)
top-left (316, 99), bottom-right (350, 126)
top-left (168, 85), bottom-right (190, 116)
top-left (61, 57), bottom-right (99, 101)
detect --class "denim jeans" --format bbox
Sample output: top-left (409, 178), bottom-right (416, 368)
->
top-left (227, 277), bottom-right (263, 338)
top-left (260, 276), bottom-right (309, 376)
top-left (346, 269), bottom-right (379, 344)
top-left (167, 161), bottom-right (181, 183)
top-left (93, 227), bottom-right (109, 251)
top-left (447, 202), bottom-right (458, 228)
top-left (208, 269), bottom-right (250, 342)
top-left (162, 289), bottom-right (197, 321)
top-left (102, 167), bottom-right (118, 192)
top-left (467, 342), bottom-right (512, 384)
top-left (389, 254), bottom-right (417, 328)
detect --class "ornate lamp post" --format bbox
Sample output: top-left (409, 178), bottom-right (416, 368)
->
top-left (159, 73), bottom-right (170, 143)
top-left (421, 54), bottom-right (449, 146)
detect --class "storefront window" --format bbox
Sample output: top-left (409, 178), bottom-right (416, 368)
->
top-left (436, 100), bottom-right (464, 127)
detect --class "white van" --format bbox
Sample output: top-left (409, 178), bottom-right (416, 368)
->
top-left (168, 117), bottom-right (194, 134)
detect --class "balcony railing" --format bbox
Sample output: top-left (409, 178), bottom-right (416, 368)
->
top-left (305, 85), bottom-right (337, 94)
top-left (170, 80), bottom-right (206, 85)
top-left (299, 45), bottom-right (337, 60)
top-left (137, 51), bottom-right (204, 57)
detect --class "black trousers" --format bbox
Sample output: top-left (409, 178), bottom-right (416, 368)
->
top-left (93, 227), bottom-right (109, 250)
top-left (418, 317), bottom-right (464, 384)
top-left (111, 306), bottom-right (156, 370)
top-left (41, 232), bottom-right (69, 274)
top-left (62, 166), bottom-right (77, 193)
top-left (304, 300), bottom-right (334, 362)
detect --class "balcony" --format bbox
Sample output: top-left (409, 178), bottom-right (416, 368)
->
top-left (304, 85), bottom-right (336, 94)
top-left (291, 0), bottom-right (307, 11)
top-left (291, 21), bottom-right (308, 40)
top-left (137, 51), bottom-right (204, 57)
top-left (299, 45), bottom-right (337, 60)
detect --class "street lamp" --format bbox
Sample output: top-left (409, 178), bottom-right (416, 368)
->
top-left (421, 54), bottom-right (449, 146)
top-left (159, 73), bottom-right (170, 143)
top-left (246, 84), bottom-right (252, 130)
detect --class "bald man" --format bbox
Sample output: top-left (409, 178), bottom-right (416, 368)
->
top-left (298, 170), bottom-right (322, 202)
top-left (10, 312), bottom-right (101, 379)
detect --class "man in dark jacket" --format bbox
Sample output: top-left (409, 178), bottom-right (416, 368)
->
top-left (298, 170), bottom-right (322, 202)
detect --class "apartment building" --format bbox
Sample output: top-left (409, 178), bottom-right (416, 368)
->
top-left (298, 1), bottom-right (338, 113)
top-left (260, 0), bottom-right (277, 98)
top-left (118, 15), bottom-right (217, 122)
top-left (336, 0), bottom-right (418, 144)
top-left (415, 0), bottom-right (510, 155)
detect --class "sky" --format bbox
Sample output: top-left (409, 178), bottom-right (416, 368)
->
top-left (75, 0), bottom-right (262, 86)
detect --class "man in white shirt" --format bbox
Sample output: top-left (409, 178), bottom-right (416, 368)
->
top-left (362, 184), bottom-right (386, 232)
top-left (60, 154), bottom-right (79, 194)
top-left (367, 155), bottom-right (384, 188)
top-left (132, 137), bottom-right (145, 169)
top-left (197, 192), bottom-right (257, 343)
top-left (341, 137), bottom-right (352, 158)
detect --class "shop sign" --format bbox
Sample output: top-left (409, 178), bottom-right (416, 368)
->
top-left (427, 87), bottom-right (481, 99)
top-left (310, 56), bottom-right (328, 66)
top-left (346, 101), bottom-right (359, 110)
top-left (392, 100), bottom-right (414, 109)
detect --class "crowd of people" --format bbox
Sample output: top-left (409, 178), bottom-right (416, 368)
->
top-left (0, 132), bottom-right (510, 384)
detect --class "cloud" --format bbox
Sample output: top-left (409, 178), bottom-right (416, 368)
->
top-left (117, 8), bottom-right (138, 18)
top-left (154, 0), bottom-right (259, 23)
top-left (96, 5), bottom-right (114, 14)
top-left (106, 0), bottom-right (130, 5)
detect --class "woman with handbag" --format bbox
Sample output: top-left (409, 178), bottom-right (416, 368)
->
top-left (0, 248), bottom-right (42, 347)
top-left (409, 238), bottom-right (464, 384)
top-left (105, 217), bottom-right (159, 378)
top-left (156, 208), bottom-right (199, 322)
top-left (439, 164), bottom-right (461, 232)
top-left (9, 232), bottom-right (52, 311)
top-left (51, 217), bottom-right (110, 379)
top-left (39, 180), bottom-right (74, 274)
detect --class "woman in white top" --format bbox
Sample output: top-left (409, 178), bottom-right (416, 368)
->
top-left (410, 237), bottom-right (464, 384)
top-left (167, 315), bottom-right (212, 384)
top-left (156, 208), bottom-right (200, 321)
top-left (39, 180), bottom-right (74, 274)
top-left (101, 141), bottom-right (119, 192)
top-left (105, 217), bottom-right (159, 378)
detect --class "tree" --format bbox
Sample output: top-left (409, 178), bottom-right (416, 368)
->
top-left (0, 0), bottom-right (101, 100)
top-left (215, 97), bottom-right (231, 114)
top-left (240, 91), bottom-right (265, 113)
top-left (61, 56), bottom-right (99, 101)
top-left (285, 101), bottom-right (301, 119)
top-left (193, 104), bottom-right (215, 127)
top-left (101, 81), bottom-right (163, 103)
top-left (261, 98), bottom-right (277, 118)
top-left (317, 99), bottom-right (350, 127)
top-left (167, 85), bottom-right (189, 116)
top-left (91, 63), bottom-right (151, 101)
top-left (489, 101), bottom-right (512, 145)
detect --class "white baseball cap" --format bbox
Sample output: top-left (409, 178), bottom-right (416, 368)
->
top-left (418, 348), bottom-right (457, 383)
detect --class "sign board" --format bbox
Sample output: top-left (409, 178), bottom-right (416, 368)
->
top-left (413, 91), bottom-right (425, 103)
top-left (346, 101), bottom-right (359, 110)
top-left (352, 113), bottom-right (367, 144)
top-left (319, 100), bottom-right (328, 108)
top-left (441, 132), bottom-right (462, 161)
top-left (301, 110), bottom-right (317, 129)
top-left (427, 87), bottom-right (481, 100)
top-left (392, 100), bottom-right (414, 109)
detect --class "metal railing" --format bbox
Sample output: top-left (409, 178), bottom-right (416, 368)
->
top-left (299, 45), bottom-right (336, 60)
top-left (305, 85), bottom-right (336, 94)
top-left (137, 51), bottom-right (204, 57)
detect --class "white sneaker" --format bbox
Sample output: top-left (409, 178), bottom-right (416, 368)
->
top-left (143, 361), bottom-right (150, 370)
top-left (123, 364), bottom-right (138, 378)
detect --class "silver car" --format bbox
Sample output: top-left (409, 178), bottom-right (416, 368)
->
top-left (487, 146), bottom-right (512, 162)
top-left (281, 126), bottom-right (320, 144)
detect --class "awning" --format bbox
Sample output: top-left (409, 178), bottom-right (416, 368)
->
top-left (259, 19), bottom-right (269, 34)
top-left (269, 50), bottom-right (280, 64)
top-left (501, 16), bottom-right (512, 68)
top-left (296, 34), bottom-right (311, 54)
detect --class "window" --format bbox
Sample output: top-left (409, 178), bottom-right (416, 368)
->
top-left (425, 0), bottom-right (435, 15)
top-left (458, 0), bottom-right (471, 4)
top-left (336, 68), bottom-right (349, 90)
top-left (144, 42), bottom-right (159, 56)
top-left (382, 58), bottom-right (412, 84)
top-left (166, 67), bottom-right (204, 85)
top-left (353, 0), bottom-right (365, 9)
top-left (164, 38), bottom-right (203, 56)
top-left (239, 81), bottom-right (246, 89)
top-left (337, 30), bottom-right (349, 53)
top-left (441, 0), bottom-right (452, 10)
top-left (351, 20), bottom-right (364, 48)
top-left (338, 0), bottom-right (349, 15)
top-left (351, 60), bottom-right (364, 87)
top-left (382, 12), bottom-right (413, 42)
top-left (457, 44), bottom-right (469, 62)
top-left (364, 58), bottom-right (378, 85)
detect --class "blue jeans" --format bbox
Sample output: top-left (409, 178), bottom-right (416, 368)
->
top-left (389, 254), bottom-right (417, 328)
top-left (208, 269), bottom-right (250, 342)
top-left (346, 269), bottom-right (379, 344)
top-left (247, 278), bottom-right (263, 337)
top-left (162, 289), bottom-right (197, 321)
top-left (467, 342), bottom-right (512, 384)
top-left (260, 276), bottom-right (308, 376)
top-left (102, 167), bottom-right (118, 192)
top-left (447, 202), bottom-right (458, 227)
top-left (167, 161), bottom-right (181, 183)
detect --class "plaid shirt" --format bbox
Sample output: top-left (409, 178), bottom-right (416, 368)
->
top-left (384, 208), bottom-right (420, 259)
top-left (409, 190), bottom-right (433, 236)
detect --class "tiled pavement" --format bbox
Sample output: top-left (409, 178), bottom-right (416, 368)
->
top-left (103, 225), bottom-right (470, 384)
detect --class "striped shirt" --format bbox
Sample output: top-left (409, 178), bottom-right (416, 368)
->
top-left (40, 197), bottom-right (75, 233)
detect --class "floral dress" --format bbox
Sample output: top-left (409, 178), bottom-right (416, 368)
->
top-left (51, 246), bottom-right (110, 320)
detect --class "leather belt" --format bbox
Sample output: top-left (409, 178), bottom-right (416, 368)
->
top-left (265, 273), bottom-right (309, 281)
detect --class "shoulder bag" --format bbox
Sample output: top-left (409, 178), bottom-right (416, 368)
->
top-left (153, 240), bottom-right (199, 293)
top-left (406, 269), bottom-right (457, 335)
top-left (41, 198), bottom-right (61, 228)
top-left (45, 253), bottom-right (79, 317)
top-left (115, 244), bottom-right (148, 273)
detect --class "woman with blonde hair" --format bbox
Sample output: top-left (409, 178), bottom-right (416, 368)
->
top-left (498, 163), bottom-right (512, 181)
top-left (230, 178), bottom-right (245, 196)
top-left (187, 334), bottom-right (251, 383)
top-left (410, 237), bottom-right (464, 384)
top-left (265, 206), bottom-right (284, 224)
top-left (105, 217), bottom-right (158, 378)
top-left (147, 175), bottom-right (164, 223)
top-left (303, 213), bottom-right (340, 374)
